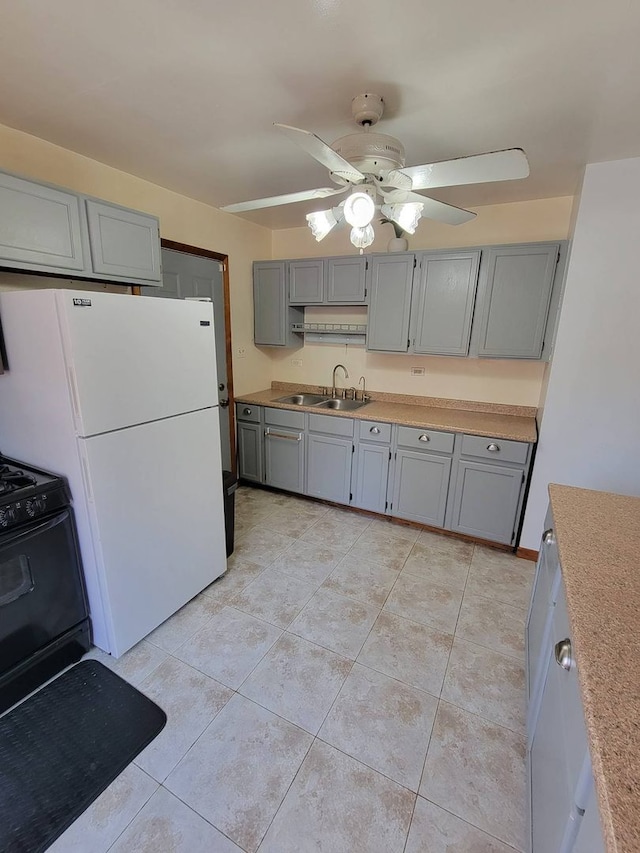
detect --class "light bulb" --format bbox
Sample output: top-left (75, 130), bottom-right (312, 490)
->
top-left (343, 192), bottom-right (375, 228)
top-left (306, 208), bottom-right (339, 242)
top-left (349, 224), bottom-right (375, 251)
top-left (380, 202), bottom-right (424, 235)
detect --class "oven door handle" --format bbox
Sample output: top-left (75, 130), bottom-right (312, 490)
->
top-left (1, 509), bottom-right (70, 548)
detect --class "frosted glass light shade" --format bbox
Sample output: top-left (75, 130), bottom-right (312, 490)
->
top-left (380, 202), bottom-right (424, 235)
top-left (350, 224), bottom-right (375, 250)
top-left (343, 192), bottom-right (375, 228)
top-left (306, 208), bottom-right (339, 241)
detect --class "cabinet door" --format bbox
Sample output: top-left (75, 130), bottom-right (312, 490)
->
top-left (0, 172), bottom-right (86, 272)
top-left (573, 784), bottom-right (605, 853)
top-left (254, 261), bottom-right (288, 346)
top-left (476, 244), bottom-right (559, 359)
top-left (307, 433), bottom-right (353, 504)
top-left (86, 199), bottom-right (161, 282)
top-left (326, 256), bottom-right (367, 303)
top-left (391, 449), bottom-right (451, 527)
top-left (412, 251), bottom-right (480, 355)
top-left (450, 460), bottom-right (523, 545)
top-left (237, 421), bottom-right (263, 483)
top-left (289, 259), bottom-right (324, 304)
top-left (264, 427), bottom-right (304, 493)
top-left (366, 254), bottom-right (415, 352)
top-left (353, 442), bottom-right (390, 514)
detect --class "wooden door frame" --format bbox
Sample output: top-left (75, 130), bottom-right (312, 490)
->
top-left (134, 238), bottom-right (236, 474)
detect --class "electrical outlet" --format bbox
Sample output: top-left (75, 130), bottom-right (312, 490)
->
top-left (410, 367), bottom-right (425, 376)
top-left (290, 358), bottom-right (303, 367)
top-left (236, 346), bottom-right (246, 359)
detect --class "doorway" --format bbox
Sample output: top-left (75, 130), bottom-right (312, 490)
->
top-left (140, 240), bottom-right (235, 472)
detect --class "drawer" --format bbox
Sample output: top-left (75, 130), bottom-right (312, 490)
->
top-left (358, 420), bottom-right (391, 443)
top-left (264, 407), bottom-right (305, 429)
top-left (397, 425), bottom-right (454, 454)
top-left (308, 412), bottom-right (354, 437)
top-left (461, 434), bottom-right (529, 465)
top-left (236, 403), bottom-right (261, 423)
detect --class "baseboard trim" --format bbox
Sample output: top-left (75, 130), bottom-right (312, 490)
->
top-left (517, 547), bottom-right (539, 562)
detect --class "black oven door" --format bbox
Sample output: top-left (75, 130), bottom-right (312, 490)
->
top-left (0, 509), bottom-right (89, 676)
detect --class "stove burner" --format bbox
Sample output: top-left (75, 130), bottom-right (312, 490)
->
top-left (0, 464), bottom-right (38, 495)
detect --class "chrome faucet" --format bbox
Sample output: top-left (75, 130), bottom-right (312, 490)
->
top-left (331, 364), bottom-right (349, 398)
top-left (358, 375), bottom-right (370, 402)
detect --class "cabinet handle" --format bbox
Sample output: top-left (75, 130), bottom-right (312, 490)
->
top-left (554, 639), bottom-right (573, 671)
top-left (418, 434), bottom-right (430, 442)
top-left (243, 407), bottom-right (252, 416)
top-left (543, 528), bottom-right (555, 546)
top-left (370, 427), bottom-right (381, 434)
top-left (265, 428), bottom-right (302, 442)
top-left (487, 443), bottom-right (500, 452)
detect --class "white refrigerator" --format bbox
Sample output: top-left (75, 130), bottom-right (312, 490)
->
top-left (0, 288), bottom-right (227, 656)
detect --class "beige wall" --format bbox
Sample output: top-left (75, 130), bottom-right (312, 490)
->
top-left (0, 122), bottom-right (272, 395)
top-left (268, 196), bottom-right (573, 407)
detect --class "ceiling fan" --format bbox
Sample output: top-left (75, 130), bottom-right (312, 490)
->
top-left (221, 94), bottom-right (530, 250)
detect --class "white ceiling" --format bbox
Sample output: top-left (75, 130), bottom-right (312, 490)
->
top-left (2, 0), bottom-right (640, 229)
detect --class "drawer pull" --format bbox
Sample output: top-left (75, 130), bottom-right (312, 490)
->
top-left (243, 407), bottom-right (252, 416)
top-left (543, 528), bottom-right (555, 546)
top-left (554, 639), bottom-right (573, 671)
top-left (265, 428), bottom-right (302, 442)
top-left (418, 434), bottom-right (430, 443)
top-left (487, 443), bottom-right (500, 452)
top-left (370, 427), bottom-right (381, 435)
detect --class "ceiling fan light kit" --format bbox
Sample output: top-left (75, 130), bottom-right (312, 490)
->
top-left (221, 93), bottom-right (530, 253)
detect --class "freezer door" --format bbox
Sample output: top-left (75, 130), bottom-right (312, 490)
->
top-left (57, 289), bottom-right (218, 436)
top-left (79, 408), bottom-right (226, 657)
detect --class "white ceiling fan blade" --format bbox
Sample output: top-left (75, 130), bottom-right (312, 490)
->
top-left (383, 189), bottom-right (476, 225)
top-left (274, 123), bottom-right (366, 183)
top-left (221, 186), bottom-right (347, 214)
top-left (399, 149), bottom-right (530, 191)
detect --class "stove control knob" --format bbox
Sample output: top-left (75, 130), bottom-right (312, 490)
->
top-left (0, 506), bottom-right (16, 526)
top-left (26, 499), bottom-right (37, 517)
top-left (0, 509), bottom-right (7, 527)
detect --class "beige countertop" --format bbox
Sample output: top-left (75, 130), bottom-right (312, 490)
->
top-left (548, 485), bottom-right (640, 853)
top-left (235, 387), bottom-right (537, 443)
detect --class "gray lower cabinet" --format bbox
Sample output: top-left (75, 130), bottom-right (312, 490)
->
top-left (289, 258), bottom-right (324, 304)
top-left (264, 426), bottom-right (305, 492)
top-left (0, 171), bottom-right (86, 272)
top-left (237, 421), bottom-right (263, 483)
top-left (412, 250), bottom-right (480, 356)
top-left (307, 433), bottom-right (353, 503)
top-left (475, 243), bottom-right (559, 359)
top-left (449, 460), bottom-right (524, 545)
top-left (326, 256), bottom-right (367, 304)
top-left (254, 261), bottom-right (303, 347)
top-left (352, 442), bottom-right (390, 514)
top-left (85, 200), bottom-right (161, 282)
top-left (391, 449), bottom-right (451, 527)
top-left (572, 785), bottom-right (605, 853)
top-left (366, 253), bottom-right (415, 352)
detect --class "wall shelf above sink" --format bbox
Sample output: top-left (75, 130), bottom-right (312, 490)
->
top-left (290, 322), bottom-right (367, 345)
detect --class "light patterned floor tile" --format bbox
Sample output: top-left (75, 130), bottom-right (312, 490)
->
top-left (421, 702), bottom-right (527, 850)
top-left (136, 657), bottom-right (232, 782)
top-left (166, 694), bottom-right (312, 852)
top-left (405, 797), bottom-right (517, 853)
top-left (258, 740), bottom-right (415, 853)
top-left (146, 593), bottom-right (220, 653)
top-left (289, 588), bottom-right (379, 659)
top-left (271, 541), bottom-right (346, 586)
top-left (456, 592), bottom-right (526, 660)
top-left (48, 764), bottom-right (158, 853)
top-left (202, 557), bottom-right (265, 604)
top-left (466, 548), bottom-right (534, 610)
top-left (110, 786), bottom-right (242, 852)
top-left (300, 511), bottom-right (372, 551)
top-left (240, 633), bottom-right (352, 734)
top-left (174, 606), bottom-right (281, 689)
top-left (357, 611), bottom-right (452, 696)
top-left (441, 638), bottom-right (526, 733)
top-left (84, 641), bottom-right (166, 686)
top-left (319, 663), bottom-right (438, 791)
top-left (403, 538), bottom-right (473, 589)
top-left (383, 572), bottom-right (463, 633)
top-left (348, 526), bottom-right (414, 571)
top-left (231, 568), bottom-right (317, 628)
top-left (322, 554), bottom-right (399, 608)
top-left (366, 517), bottom-right (420, 543)
top-left (233, 526), bottom-right (297, 567)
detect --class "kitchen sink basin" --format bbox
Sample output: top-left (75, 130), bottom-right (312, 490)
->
top-left (275, 393), bottom-right (330, 406)
top-left (314, 398), bottom-right (369, 411)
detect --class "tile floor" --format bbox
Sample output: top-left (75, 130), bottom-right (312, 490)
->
top-left (55, 485), bottom-right (535, 852)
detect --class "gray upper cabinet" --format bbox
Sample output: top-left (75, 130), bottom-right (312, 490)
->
top-left (326, 256), bottom-right (367, 304)
top-left (475, 243), bottom-right (559, 359)
top-left (289, 258), bottom-right (324, 304)
top-left (366, 253), bottom-right (415, 353)
top-left (412, 251), bottom-right (480, 356)
top-left (85, 200), bottom-right (161, 282)
top-left (253, 261), bottom-right (303, 347)
top-left (0, 171), bottom-right (86, 273)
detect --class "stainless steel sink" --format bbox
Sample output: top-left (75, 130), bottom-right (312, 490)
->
top-left (314, 398), bottom-right (369, 411)
top-left (275, 393), bottom-right (330, 406)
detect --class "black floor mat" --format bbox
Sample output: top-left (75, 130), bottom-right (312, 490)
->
top-left (0, 660), bottom-right (167, 853)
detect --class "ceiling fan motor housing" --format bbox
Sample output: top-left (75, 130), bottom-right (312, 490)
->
top-left (331, 132), bottom-right (406, 179)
